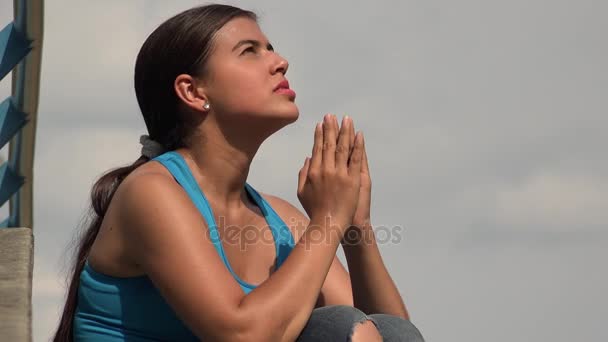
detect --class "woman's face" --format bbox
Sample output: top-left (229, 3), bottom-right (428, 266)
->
top-left (202, 17), bottom-right (299, 127)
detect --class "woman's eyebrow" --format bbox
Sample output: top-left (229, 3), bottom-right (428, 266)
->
top-left (232, 39), bottom-right (273, 51)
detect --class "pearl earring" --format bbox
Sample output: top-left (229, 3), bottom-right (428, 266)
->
top-left (203, 103), bottom-right (210, 110)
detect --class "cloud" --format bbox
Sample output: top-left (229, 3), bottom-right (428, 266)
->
top-left (0, 2), bottom-right (12, 26)
top-left (40, 0), bottom-right (146, 122)
top-left (494, 172), bottom-right (608, 231)
top-left (402, 236), bottom-right (608, 341)
top-left (24, 1), bottom-right (608, 341)
top-left (35, 124), bottom-right (143, 218)
top-left (43, 0), bottom-right (145, 79)
top-left (32, 261), bottom-right (63, 342)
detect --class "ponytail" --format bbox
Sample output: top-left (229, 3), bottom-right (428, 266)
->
top-left (52, 156), bottom-right (149, 342)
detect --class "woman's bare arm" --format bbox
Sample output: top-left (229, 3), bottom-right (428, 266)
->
top-left (265, 194), bottom-right (409, 318)
top-left (342, 225), bottom-right (410, 319)
top-left (263, 193), bottom-right (355, 309)
top-left (118, 172), bottom-right (345, 341)
top-left (118, 117), bottom-right (364, 341)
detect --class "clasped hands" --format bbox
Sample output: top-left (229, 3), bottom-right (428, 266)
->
top-left (297, 113), bottom-right (372, 246)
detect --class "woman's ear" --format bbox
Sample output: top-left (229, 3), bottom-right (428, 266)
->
top-left (174, 74), bottom-right (210, 113)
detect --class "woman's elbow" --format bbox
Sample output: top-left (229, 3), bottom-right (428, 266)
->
top-left (212, 327), bottom-right (280, 342)
top-left (196, 310), bottom-right (281, 342)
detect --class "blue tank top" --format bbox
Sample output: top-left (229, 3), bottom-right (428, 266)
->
top-left (73, 151), bottom-right (296, 341)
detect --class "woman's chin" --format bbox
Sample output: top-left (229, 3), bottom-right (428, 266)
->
top-left (285, 108), bottom-right (300, 122)
top-left (273, 103), bottom-right (300, 122)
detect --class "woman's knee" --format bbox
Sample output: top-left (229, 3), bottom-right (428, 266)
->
top-left (350, 319), bottom-right (382, 342)
top-left (296, 305), bottom-right (376, 341)
top-left (312, 304), bottom-right (368, 324)
top-left (325, 306), bottom-right (382, 342)
top-left (367, 314), bottom-right (425, 342)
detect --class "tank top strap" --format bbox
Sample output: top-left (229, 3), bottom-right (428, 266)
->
top-left (244, 184), bottom-right (296, 269)
top-left (151, 151), bottom-right (296, 283)
top-left (151, 151), bottom-right (223, 251)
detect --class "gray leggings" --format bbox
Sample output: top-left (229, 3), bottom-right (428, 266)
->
top-left (296, 305), bottom-right (425, 342)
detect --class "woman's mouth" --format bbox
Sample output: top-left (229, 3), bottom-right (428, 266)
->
top-left (273, 80), bottom-right (296, 99)
top-left (274, 87), bottom-right (297, 99)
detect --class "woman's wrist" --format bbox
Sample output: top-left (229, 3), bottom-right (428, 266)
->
top-left (340, 223), bottom-right (375, 247)
top-left (308, 213), bottom-right (352, 242)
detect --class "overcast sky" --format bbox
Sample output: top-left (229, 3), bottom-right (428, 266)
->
top-left (1, 0), bottom-right (607, 341)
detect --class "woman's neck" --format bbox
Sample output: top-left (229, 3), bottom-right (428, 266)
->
top-left (176, 134), bottom-right (261, 211)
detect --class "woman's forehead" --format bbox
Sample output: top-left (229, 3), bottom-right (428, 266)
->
top-left (213, 17), bottom-right (268, 52)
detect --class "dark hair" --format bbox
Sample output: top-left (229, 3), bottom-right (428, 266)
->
top-left (53, 4), bottom-right (256, 341)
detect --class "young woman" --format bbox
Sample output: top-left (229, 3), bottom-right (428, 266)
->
top-left (53, 4), bottom-right (424, 342)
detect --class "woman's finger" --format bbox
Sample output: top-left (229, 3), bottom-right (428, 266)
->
top-left (361, 142), bottom-right (370, 178)
top-left (310, 122), bottom-right (323, 171)
top-left (335, 116), bottom-right (351, 170)
top-left (298, 157), bottom-right (310, 194)
top-left (348, 117), bottom-right (356, 161)
top-left (348, 131), bottom-right (364, 177)
top-left (322, 114), bottom-right (337, 169)
top-left (332, 114), bottom-right (340, 133)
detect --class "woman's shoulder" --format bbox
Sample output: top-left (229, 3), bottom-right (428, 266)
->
top-left (113, 161), bottom-right (205, 231)
top-left (116, 159), bottom-right (181, 200)
top-left (88, 161), bottom-right (198, 277)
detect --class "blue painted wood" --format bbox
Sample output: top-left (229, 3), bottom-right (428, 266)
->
top-left (0, 98), bottom-right (29, 148)
top-left (0, 162), bottom-right (25, 214)
top-left (0, 22), bottom-right (32, 81)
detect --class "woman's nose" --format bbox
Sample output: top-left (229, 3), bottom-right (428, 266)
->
top-left (271, 54), bottom-right (289, 75)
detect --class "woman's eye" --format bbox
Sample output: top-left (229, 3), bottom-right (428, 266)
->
top-left (242, 46), bottom-right (256, 54)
